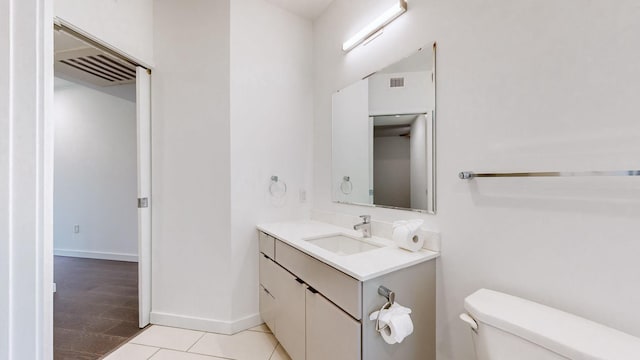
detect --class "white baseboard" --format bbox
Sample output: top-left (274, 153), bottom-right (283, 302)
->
top-left (54, 248), bottom-right (138, 262)
top-left (230, 312), bottom-right (264, 334)
top-left (150, 311), bottom-right (262, 335)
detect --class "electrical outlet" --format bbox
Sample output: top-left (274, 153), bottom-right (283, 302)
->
top-left (299, 189), bottom-right (307, 203)
top-left (73, 224), bottom-right (80, 233)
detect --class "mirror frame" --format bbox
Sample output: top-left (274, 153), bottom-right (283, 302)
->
top-left (332, 42), bottom-right (437, 214)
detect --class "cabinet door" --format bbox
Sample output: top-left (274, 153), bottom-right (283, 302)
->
top-left (306, 289), bottom-right (361, 360)
top-left (259, 285), bottom-right (276, 333)
top-left (272, 264), bottom-right (306, 360)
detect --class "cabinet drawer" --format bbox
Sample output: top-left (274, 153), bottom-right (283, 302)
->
top-left (259, 254), bottom-right (277, 292)
top-left (276, 240), bottom-right (362, 320)
top-left (259, 285), bottom-right (276, 333)
top-left (259, 232), bottom-right (275, 259)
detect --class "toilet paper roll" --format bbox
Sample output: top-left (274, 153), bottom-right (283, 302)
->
top-left (380, 313), bottom-right (414, 344)
top-left (393, 228), bottom-right (425, 252)
top-left (392, 220), bottom-right (425, 252)
top-left (370, 303), bottom-right (415, 345)
top-left (400, 232), bottom-right (425, 252)
top-left (392, 225), bottom-right (409, 244)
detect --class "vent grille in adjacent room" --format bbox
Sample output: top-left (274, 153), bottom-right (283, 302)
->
top-left (55, 29), bottom-right (137, 87)
top-left (59, 54), bottom-right (136, 84)
top-left (390, 77), bottom-right (405, 88)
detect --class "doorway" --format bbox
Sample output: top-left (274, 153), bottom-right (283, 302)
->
top-left (52, 21), bottom-right (151, 359)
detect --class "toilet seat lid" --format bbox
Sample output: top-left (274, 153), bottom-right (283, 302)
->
top-left (464, 289), bottom-right (640, 360)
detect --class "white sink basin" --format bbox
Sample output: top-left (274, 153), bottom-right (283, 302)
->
top-left (305, 234), bottom-right (381, 256)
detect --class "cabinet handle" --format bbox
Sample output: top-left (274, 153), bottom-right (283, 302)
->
top-left (263, 287), bottom-right (271, 296)
top-left (308, 287), bottom-right (318, 294)
top-left (295, 278), bottom-right (305, 285)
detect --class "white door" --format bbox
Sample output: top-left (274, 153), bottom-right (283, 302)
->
top-left (136, 67), bottom-right (151, 328)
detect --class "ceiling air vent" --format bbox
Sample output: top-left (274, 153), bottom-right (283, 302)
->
top-left (55, 30), bottom-right (137, 87)
top-left (389, 77), bottom-right (405, 88)
top-left (59, 55), bottom-right (136, 83)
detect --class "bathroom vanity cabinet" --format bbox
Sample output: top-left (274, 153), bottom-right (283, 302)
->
top-left (258, 230), bottom-right (436, 360)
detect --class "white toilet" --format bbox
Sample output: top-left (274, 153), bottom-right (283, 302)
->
top-left (460, 289), bottom-right (640, 360)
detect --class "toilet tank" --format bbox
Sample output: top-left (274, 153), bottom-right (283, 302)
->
top-left (460, 289), bottom-right (640, 360)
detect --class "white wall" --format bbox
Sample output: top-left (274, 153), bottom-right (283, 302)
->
top-left (331, 80), bottom-right (371, 204)
top-left (1, 0), bottom-right (54, 358)
top-left (151, 0), bottom-right (234, 332)
top-left (229, 0), bottom-right (313, 324)
top-left (314, 1), bottom-right (640, 359)
top-left (369, 71), bottom-right (431, 116)
top-left (54, 0), bottom-right (154, 65)
top-left (0, 1), bottom-right (10, 353)
top-left (54, 74), bottom-right (137, 102)
top-left (151, 0), bottom-right (314, 333)
top-left (53, 79), bottom-right (137, 261)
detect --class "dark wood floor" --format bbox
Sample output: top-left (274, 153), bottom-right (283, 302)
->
top-left (54, 256), bottom-right (142, 360)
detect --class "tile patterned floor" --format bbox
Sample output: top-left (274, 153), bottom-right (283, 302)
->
top-left (54, 256), bottom-right (143, 359)
top-left (103, 324), bottom-right (291, 360)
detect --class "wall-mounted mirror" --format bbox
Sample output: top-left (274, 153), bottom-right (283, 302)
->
top-left (332, 43), bottom-right (436, 213)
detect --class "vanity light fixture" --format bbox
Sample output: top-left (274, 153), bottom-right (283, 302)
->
top-left (342, 0), bottom-right (407, 52)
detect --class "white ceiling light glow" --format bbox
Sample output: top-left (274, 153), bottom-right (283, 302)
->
top-left (342, 0), bottom-right (407, 52)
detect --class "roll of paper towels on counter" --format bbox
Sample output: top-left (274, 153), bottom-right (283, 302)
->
top-left (392, 220), bottom-right (425, 252)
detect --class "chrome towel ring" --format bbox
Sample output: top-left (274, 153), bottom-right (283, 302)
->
top-left (269, 176), bottom-right (287, 198)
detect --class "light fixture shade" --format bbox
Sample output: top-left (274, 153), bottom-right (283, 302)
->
top-left (342, 0), bottom-right (407, 52)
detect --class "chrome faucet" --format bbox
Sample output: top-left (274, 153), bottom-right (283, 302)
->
top-left (353, 215), bottom-right (372, 238)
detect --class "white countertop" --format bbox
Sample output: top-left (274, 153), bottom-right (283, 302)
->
top-left (257, 220), bottom-right (439, 281)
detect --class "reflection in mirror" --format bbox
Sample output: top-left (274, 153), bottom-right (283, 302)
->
top-left (332, 43), bottom-right (436, 213)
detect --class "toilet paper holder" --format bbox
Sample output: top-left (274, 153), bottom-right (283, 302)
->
top-left (378, 285), bottom-right (395, 305)
top-left (375, 286), bottom-right (395, 332)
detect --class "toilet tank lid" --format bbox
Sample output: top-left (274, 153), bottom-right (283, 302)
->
top-left (464, 289), bottom-right (640, 360)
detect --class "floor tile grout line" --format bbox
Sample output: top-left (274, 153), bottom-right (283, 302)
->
top-left (186, 348), bottom-right (236, 360)
top-left (96, 330), bottom-right (147, 358)
top-left (128, 324), bottom-right (207, 352)
top-left (145, 346), bottom-right (161, 360)
top-left (101, 343), bottom-right (163, 360)
top-left (126, 342), bottom-right (233, 360)
top-left (129, 337), bottom-right (211, 353)
top-left (124, 325), bottom-right (286, 360)
top-left (268, 343), bottom-right (278, 360)
top-left (186, 331), bottom-right (208, 353)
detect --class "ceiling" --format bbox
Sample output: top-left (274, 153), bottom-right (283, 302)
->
top-left (55, 30), bottom-right (88, 52)
top-left (374, 114), bottom-right (420, 126)
top-left (265, 0), bottom-right (333, 19)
